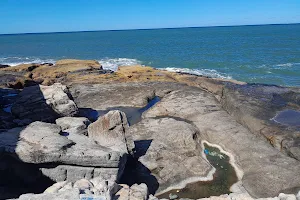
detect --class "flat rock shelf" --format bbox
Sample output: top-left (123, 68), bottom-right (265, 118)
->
top-left (156, 143), bottom-right (238, 199)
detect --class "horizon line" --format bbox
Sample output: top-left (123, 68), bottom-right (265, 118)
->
top-left (1, 22), bottom-right (299, 36)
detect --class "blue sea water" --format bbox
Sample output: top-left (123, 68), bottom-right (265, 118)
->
top-left (0, 24), bottom-right (299, 86)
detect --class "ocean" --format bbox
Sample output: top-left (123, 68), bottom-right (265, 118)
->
top-left (0, 24), bottom-right (299, 86)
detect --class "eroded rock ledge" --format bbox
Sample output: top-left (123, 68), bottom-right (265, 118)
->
top-left (0, 59), bottom-right (299, 200)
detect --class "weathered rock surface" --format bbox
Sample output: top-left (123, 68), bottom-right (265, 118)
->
top-left (11, 83), bottom-right (78, 122)
top-left (69, 82), bottom-right (191, 110)
top-left (0, 121), bottom-right (125, 167)
top-left (128, 117), bottom-right (211, 193)
top-left (220, 84), bottom-right (300, 160)
top-left (56, 116), bottom-right (90, 136)
top-left (143, 87), bottom-right (300, 198)
top-left (114, 183), bottom-right (148, 200)
top-left (88, 110), bottom-right (132, 153)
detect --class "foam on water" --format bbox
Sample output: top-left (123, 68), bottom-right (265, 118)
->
top-left (161, 67), bottom-right (232, 79)
top-left (98, 58), bottom-right (142, 71)
top-left (275, 62), bottom-right (300, 68)
top-left (0, 56), bottom-right (56, 66)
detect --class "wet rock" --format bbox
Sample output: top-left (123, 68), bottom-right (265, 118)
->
top-left (220, 84), bottom-right (300, 159)
top-left (88, 110), bottom-right (132, 153)
top-left (11, 83), bottom-right (78, 122)
top-left (128, 117), bottom-right (210, 193)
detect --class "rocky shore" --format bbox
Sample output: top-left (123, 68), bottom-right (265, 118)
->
top-left (0, 59), bottom-right (299, 200)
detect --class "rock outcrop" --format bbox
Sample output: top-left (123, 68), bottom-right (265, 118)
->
top-left (143, 86), bottom-right (300, 198)
top-left (11, 83), bottom-right (78, 122)
top-left (1, 60), bottom-right (300, 200)
top-left (220, 83), bottom-right (300, 160)
top-left (56, 116), bottom-right (90, 136)
top-left (128, 117), bottom-right (211, 193)
top-left (88, 110), bottom-right (133, 154)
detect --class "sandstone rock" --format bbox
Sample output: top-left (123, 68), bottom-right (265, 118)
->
top-left (88, 110), bottom-right (131, 153)
top-left (1, 63), bottom-right (45, 72)
top-left (56, 116), bottom-right (90, 136)
top-left (11, 83), bottom-right (78, 122)
top-left (55, 59), bottom-right (102, 69)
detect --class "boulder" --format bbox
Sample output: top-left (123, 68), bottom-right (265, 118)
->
top-left (128, 117), bottom-right (211, 193)
top-left (0, 121), bottom-right (126, 168)
top-left (40, 165), bottom-right (120, 183)
top-left (73, 179), bottom-right (94, 191)
top-left (17, 188), bottom-right (80, 200)
top-left (56, 117), bottom-right (90, 136)
top-left (114, 183), bottom-right (148, 200)
top-left (11, 83), bottom-right (78, 122)
top-left (88, 110), bottom-right (132, 153)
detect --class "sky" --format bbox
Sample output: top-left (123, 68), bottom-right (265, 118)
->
top-left (0, 0), bottom-right (300, 34)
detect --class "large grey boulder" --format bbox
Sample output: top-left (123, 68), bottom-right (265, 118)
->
top-left (11, 83), bottom-right (78, 122)
top-left (128, 117), bottom-right (211, 193)
top-left (88, 110), bottom-right (133, 154)
top-left (0, 121), bottom-right (125, 168)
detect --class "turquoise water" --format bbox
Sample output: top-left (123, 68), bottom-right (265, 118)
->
top-left (0, 24), bottom-right (299, 86)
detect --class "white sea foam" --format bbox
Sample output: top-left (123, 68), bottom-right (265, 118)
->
top-left (160, 67), bottom-right (232, 79)
top-left (0, 56), bottom-right (56, 66)
top-left (98, 58), bottom-right (142, 71)
top-left (275, 62), bottom-right (300, 67)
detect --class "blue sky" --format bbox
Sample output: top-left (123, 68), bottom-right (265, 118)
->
top-left (0, 0), bottom-right (300, 34)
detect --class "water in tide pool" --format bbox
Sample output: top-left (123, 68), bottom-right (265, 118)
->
top-left (0, 24), bottom-right (300, 86)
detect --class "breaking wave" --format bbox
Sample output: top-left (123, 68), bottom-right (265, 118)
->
top-left (161, 67), bottom-right (232, 79)
top-left (0, 56), bottom-right (56, 66)
top-left (98, 58), bottom-right (142, 71)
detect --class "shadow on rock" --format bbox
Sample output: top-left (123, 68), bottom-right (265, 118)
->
top-left (0, 129), bottom-right (55, 199)
top-left (118, 139), bottom-right (159, 195)
top-left (0, 84), bottom-right (79, 199)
